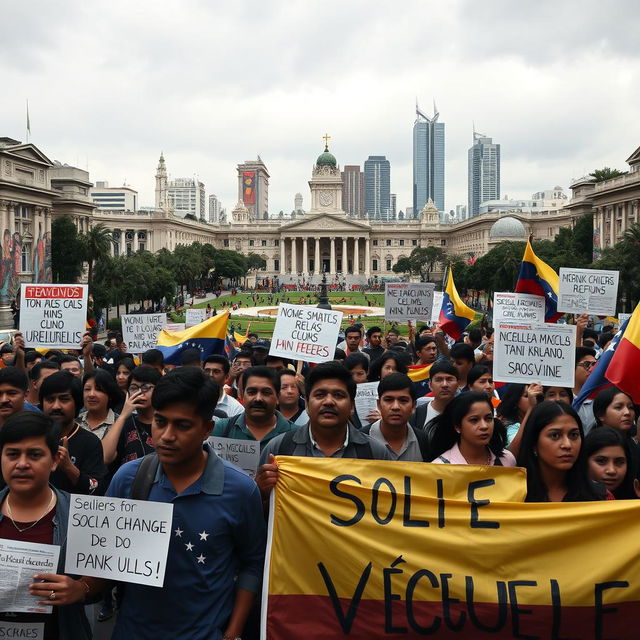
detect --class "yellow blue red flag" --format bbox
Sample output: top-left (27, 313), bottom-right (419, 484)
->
top-left (515, 240), bottom-right (561, 322)
top-left (439, 267), bottom-right (475, 340)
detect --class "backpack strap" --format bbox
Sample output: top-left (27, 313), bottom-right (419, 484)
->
top-left (222, 413), bottom-right (241, 438)
top-left (275, 429), bottom-right (298, 456)
top-left (130, 453), bottom-right (160, 500)
top-left (412, 426), bottom-right (432, 462)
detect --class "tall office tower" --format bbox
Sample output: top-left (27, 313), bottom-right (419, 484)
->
top-left (167, 177), bottom-right (206, 219)
top-left (364, 156), bottom-right (391, 219)
top-left (468, 131), bottom-right (501, 217)
top-left (208, 194), bottom-right (221, 223)
top-left (237, 157), bottom-right (269, 219)
top-left (413, 102), bottom-right (445, 213)
top-left (390, 193), bottom-right (397, 218)
top-left (341, 165), bottom-right (365, 217)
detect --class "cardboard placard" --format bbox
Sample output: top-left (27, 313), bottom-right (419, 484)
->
top-left (121, 313), bottom-right (167, 353)
top-left (493, 292), bottom-right (545, 323)
top-left (384, 283), bottom-right (435, 323)
top-left (269, 303), bottom-right (343, 364)
top-left (65, 495), bottom-right (173, 587)
top-left (431, 291), bottom-right (444, 324)
top-left (20, 284), bottom-right (88, 349)
top-left (493, 321), bottom-right (576, 387)
top-left (208, 436), bottom-right (260, 477)
top-left (558, 268), bottom-right (619, 316)
top-left (185, 308), bottom-right (206, 328)
top-left (354, 381), bottom-right (379, 424)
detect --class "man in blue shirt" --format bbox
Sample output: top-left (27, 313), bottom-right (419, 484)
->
top-left (46, 367), bottom-right (266, 640)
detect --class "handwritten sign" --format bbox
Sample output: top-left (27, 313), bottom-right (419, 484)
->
top-left (493, 321), bottom-right (576, 387)
top-left (164, 322), bottom-right (186, 333)
top-left (269, 303), bottom-right (343, 364)
top-left (354, 382), bottom-right (379, 424)
top-left (384, 283), bottom-right (435, 323)
top-left (65, 495), bottom-right (173, 587)
top-left (121, 313), bottom-right (167, 353)
top-left (0, 621), bottom-right (44, 639)
top-left (20, 284), bottom-right (88, 349)
top-left (431, 291), bottom-right (444, 324)
top-left (493, 292), bottom-right (545, 323)
top-left (185, 308), bottom-right (206, 328)
top-left (208, 436), bottom-right (260, 477)
top-left (0, 539), bottom-right (60, 614)
top-left (558, 268), bottom-right (619, 316)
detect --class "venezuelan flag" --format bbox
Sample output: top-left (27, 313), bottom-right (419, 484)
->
top-left (156, 312), bottom-right (229, 365)
top-left (407, 362), bottom-right (432, 396)
top-left (515, 240), bottom-right (561, 322)
top-left (439, 268), bottom-right (475, 340)
top-left (606, 303), bottom-right (640, 402)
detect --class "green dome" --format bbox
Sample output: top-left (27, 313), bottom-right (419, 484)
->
top-left (316, 149), bottom-right (337, 167)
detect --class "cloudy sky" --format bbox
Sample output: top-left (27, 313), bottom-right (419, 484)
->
top-left (3, 0), bottom-right (639, 216)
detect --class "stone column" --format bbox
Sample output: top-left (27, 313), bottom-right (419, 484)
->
top-left (303, 237), bottom-right (308, 275)
top-left (0, 201), bottom-right (13, 329)
top-left (120, 229), bottom-right (126, 255)
top-left (8, 202), bottom-right (16, 236)
top-left (291, 237), bottom-right (297, 274)
top-left (364, 238), bottom-right (371, 278)
top-left (315, 237), bottom-right (321, 275)
top-left (609, 208), bottom-right (615, 247)
top-left (330, 237), bottom-right (336, 275)
top-left (133, 231), bottom-right (139, 253)
top-left (44, 208), bottom-right (52, 236)
top-left (342, 237), bottom-right (347, 273)
top-left (353, 237), bottom-right (360, 275)
top-left (621, 202), bottom-right (628, 235)
top-left (280, 237), bottom-right (286, 274)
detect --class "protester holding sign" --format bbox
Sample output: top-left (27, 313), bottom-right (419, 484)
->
top-left (0, 412), bottom-right (91, 639)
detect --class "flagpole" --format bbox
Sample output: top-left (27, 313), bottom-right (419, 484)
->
top-left (26, 99), bottom-right (31, 142)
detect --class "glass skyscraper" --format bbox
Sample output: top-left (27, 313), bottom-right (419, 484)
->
top-left (413, 103), bottom-right (445, 213)
top-left (468, 132), bottom-right (500, 217)
top-left (364, 155), bottom-right (391, 220)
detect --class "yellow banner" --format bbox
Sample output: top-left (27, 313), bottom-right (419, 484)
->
top-left (263, 457), bottom-right (640, 639)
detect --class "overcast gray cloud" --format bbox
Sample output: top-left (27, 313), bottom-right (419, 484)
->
top-left (2, 0), bottom-right (639, 216)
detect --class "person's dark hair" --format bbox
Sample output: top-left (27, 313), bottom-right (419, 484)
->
top-left (597, 332), bottom-right (613, 350)
top-left (28, 360), bottom-right (60, 383)
top-left (429, 360), bottom-right (459, 381)
top-left (582, 426), bottom-right (636, 499)
top-left (180, 347), bottom-right (202, 366)
top-left (430, 391), bottom-right (506, 458)
top-left (242, 365), bottom-right (280, 394)
top-left (367, 352), bottom-right (409, 382)
top-left (333, 348), bottom-right (346, 361)
top-left (496, 383), bottom-right (526, 425)
top-left (142, 349), bottom-right (164, 368)
top-left (582, 328), bottom-right (598, 342)
top-left (151, 367), bottom-right (218, 421)
top-left (130, 365), bottom-right (162, 386)
top-left (0, 412), bottom-right (60, 457)
top-left (265, 355), bottom-right (289, 367)
top-left (366, 326), bottom-right (382, 340)
top-left (484, 328), bottom-right (494, 340)
top-left (450, 343), bottom-right (475, 364)
top-left (45, 350), bottom-right (64, 362)
top-left (516, 401), bottom-right (602, 502)
top-left (82, 369), bottom-right (125, 410)
top-left (377, 372), bottom-right (416, 402)
top-left (468, 329), bottom-right (482, 344)
top-left (278, 369), bottom-right (297, 382)
top-left (24, 350), bottom-right (42, 365)
top-left (306, 361), bottom-right (356, 401)
top-left (344, 352), bottom-right (369, 373)
top-left (205, 354), bottom-right (230, 375)
top-left (542, 386), bottom-right (574, 403)
top-left (467, 365), bottom-right (492, 389)
top-left (387, 328), bottom-right (400, 337)
top-left (415, 336), bottom-right (436, 351)
top-left (247, 332), bottom-right (259, 339)
top-left (116, 358), bottom-right (136, 373)
top-left (59, 354), bottom-right (81, 367)
top-left (344, 325), bottom-right (362, 337)
top-left (575, 346), bottom-right (596, 364)
top-left (593, 386), bottom-right (635, 427)
top-left (39, 371), bottom-right (83, 416)
top-left (0, 366), bottom-right (28, 392)
top-left (234, 350), bottom-right (253, 362)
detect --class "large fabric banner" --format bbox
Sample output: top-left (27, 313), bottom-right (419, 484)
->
top-left (262, 457), bottom-right (640, 639)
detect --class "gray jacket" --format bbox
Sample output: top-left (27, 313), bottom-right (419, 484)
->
top-left (0, 486), bottom-right (92, 640)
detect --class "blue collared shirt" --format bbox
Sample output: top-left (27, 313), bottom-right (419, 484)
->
top-left (106, 444), bottom-right (266, 640)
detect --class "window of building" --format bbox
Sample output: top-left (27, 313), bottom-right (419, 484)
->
top-left (274, 259), bottom-right (280, 272)
top-left (275, 239), bottom-right (280, 247)
top-left (372, 240), bottom-right (378, 246)
top-left (441, 239), bottom-right (447, 246)
top-left (261, 240), bottom-right (267, 246)
top-left (224, 239), bottom-right (229, 247)
top-left (372, 259), bottom-right (378, 271)
top-left (399, 239), bottom-right (404, 246)
top-left (386, 239), bottom-right (392, 246)
top-left (412, 239), bottom-right (417, 246)
top-left (386, 259), bottom-right (392, 271)
top-left (249, 240), bottom-right (254, 246)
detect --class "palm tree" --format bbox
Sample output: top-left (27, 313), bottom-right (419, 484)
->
top-left (81, 224), bottom-right (114, 288)
top-left (589, 167), bottom-right (626, 183)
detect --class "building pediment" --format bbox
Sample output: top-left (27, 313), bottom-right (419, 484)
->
top-left (626, 144), bottom-right (640, 168)
top-left (280, 213), bottom-right (371, 234)
top-left (4, 144), bottom-right (53, 167)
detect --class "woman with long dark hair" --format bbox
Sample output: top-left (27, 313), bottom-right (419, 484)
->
top-left (78, 370), bottom-right (124, 441)
top-left (516, 401), bottom-right (604, 502)
top-left (367, 352), bottom-right (408, 382)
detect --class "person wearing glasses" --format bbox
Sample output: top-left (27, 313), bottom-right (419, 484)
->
top-left (574, 347), bottom-right (598, 434)
top-left (101, 365), bottom-right (161, 469)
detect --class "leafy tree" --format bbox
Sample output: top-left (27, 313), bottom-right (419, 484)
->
top-left (392, 257), bottom-right (413, 276)
top-left (392, 246), bottom-right (446, 281)
top-left (247, 252), bottom-right (267, 273)
top-left (51, 216), bottom-right (85, 283)
top-left (213, 250), bottom-right (247, 283)
top-left (589, 167), bottom-right (626, 183)
top-left (80, 223), bottom-right (114, 288)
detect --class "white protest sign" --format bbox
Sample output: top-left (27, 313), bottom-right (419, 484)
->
top-left (493, 292), bottom-right (545, 323)
top-left (354, 381), bottom-right (379, 424)
top-left (208, 436), bottom-right (260, 477)
top-left (384, 283), bottom-right (435, 323)
top-left (0, 539), bottom-right (60, 614)
top-left (185, 308), bottom-right (206, 328)
top-left (493, 321), bottom-right (576, 387)
top-left (269, 303), bottom-right (343, 363)
top-left (65, 495), bottom-right (173, 587)
top-left (164, 322), bottom-right (186, 333)
top-left (20, 284), bottom-right (88, 349)
top-left (619, 313), bottom-right (631, 326)
top-left (121, 313), bottom-right (167, 353)
top-left (431, 291), bottom-right (444, 324)
top-left (558, 268), bottom-right (619, 316)
top-left (0, 621), bottom-right (44, 639)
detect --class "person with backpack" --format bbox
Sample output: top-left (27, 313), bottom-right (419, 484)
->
top-left (256, 362), bottom-right (390, 500)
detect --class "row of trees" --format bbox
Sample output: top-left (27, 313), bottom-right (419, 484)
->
top-left (51, 216), bottom-right (267, 318)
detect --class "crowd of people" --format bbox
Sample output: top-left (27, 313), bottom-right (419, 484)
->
top-left (0, 312), bottom-right (636, 639)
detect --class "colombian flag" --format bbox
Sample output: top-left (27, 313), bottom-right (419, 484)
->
top-left (606, 303), bottom-right (640, 402)
top-left (439, 268), bottom-right (475, 340)
top-left (156, 312), bottom-right (229, 365)
top-left (515, 240), bottom-right (561, 322)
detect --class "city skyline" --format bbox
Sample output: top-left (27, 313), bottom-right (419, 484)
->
top-left (3, 0), bottom-right (638, 217)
